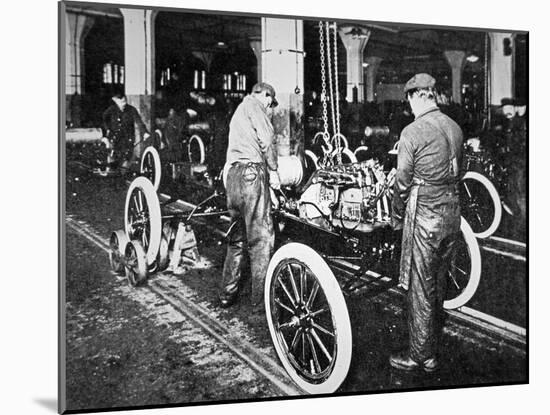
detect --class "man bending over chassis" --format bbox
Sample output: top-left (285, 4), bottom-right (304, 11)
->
top-left (390, 73), bottom-right (463, 373)
top-left (218, 83), bottom-right (281, 310)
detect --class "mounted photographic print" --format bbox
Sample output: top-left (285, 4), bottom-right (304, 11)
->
top-left (60, 0), bottom-right (528, 413)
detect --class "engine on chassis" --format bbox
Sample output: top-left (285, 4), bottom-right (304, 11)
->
top-left (286, 160), bottom-right (396, 233)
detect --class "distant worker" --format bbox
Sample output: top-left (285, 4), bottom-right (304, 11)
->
top-left (390, 73), bottom-right (463, 373)
top-left (102, 93), bottom-right (149, 174)
top-left (219, 82), bottom-right (280, 310)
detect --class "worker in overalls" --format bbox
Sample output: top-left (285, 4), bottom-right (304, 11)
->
top-left (219, 82), bottom-right (281, 309)
top-left (390, 74), bottom-right (463, 372)
top-left (102, 93), bottom-right (149, 174)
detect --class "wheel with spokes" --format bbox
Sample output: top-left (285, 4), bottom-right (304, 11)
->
top-left (140, 146), bottom-right (162, 191)
top-left (124, 240), bottom-right (148, 286)
top-left (188, 134), bottom-right (206, 164)
top-left (459, 171), bottom-right (502, 239)
top-left (443, 217), bottom-right (481, 309)
top-left (265, 243), bottom-right (352, 394)
top-left (124, 177), bottom-right (162, 266)
top-left (109, 230), bottom-right (130, 274)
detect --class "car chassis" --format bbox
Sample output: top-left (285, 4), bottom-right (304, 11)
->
top-left (109, 149), bottom-right (481, 394)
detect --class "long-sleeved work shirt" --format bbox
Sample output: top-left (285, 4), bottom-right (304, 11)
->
top-left (102, 103), bottom-right (147, 143)
top-left (225, 95), bottom-right (278, 171)
top-left (393, 106), bottom-right (463, 219)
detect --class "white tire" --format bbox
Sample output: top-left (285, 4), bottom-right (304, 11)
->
top-left (443, 217), bottom-right (482, 309)
top-left (265, 243), bottom-right (352, 394)
top-left (188, 134), bottom-right (206, 164)
top-left (124, 177), bottom-right (162, 266)
top-left (460, 171), bottom-right (502, 239)
top-left (140, 146), bottom-right (162, 191)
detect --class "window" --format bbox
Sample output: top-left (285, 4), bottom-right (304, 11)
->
top-left (194, 69), bottom-right (206, 90)
top-left (102, 62), bottom-right (124, 85)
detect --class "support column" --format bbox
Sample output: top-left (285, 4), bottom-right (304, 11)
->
top-left (338, 26), bottom-right (371, 103)
top-left (120, 8), bottom-right (157, 133)
top-left (261, 18), bottom-right (304, 157)
top-left (65, 12), bottom-right (94, 127)
top-left (249, 36), bottom-right (262, 83)
top-left (364, 56), bottom-right (382, 102)
top-left (443, 50), bottom-right (466, 104)
top-left (488, 32), bottom-right (514, 106)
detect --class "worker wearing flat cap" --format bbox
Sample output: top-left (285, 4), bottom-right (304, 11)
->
top-left (390, 73), bottom-right (463, 372)
top-left (219, 82), bottom-right (280, 310)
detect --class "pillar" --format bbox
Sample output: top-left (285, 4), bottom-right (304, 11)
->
top-left (488, 32), bottom-right (514, 106)
top-left (443, 50), bottom-right (466, 104)
top-left (249, 36), bottom-right (262, 83)
top-left (65, 12), bottom-right (94, 127)
top-left (364, 56), bottom-right (382, 102)
top-left (338, 26), bottom-right (371, 103)
top-left (261, 18), bottom-right (304, 158)
top-left (120, 8), bottom-right (157, 132)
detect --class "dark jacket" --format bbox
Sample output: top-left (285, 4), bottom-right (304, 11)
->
top-left (102, 103), bottom-right (147, 144)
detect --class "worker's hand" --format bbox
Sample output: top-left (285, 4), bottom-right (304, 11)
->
top-left (391, 216), bottom-right (403, 231)
top-left (269, 170), bottom-right (281, 190)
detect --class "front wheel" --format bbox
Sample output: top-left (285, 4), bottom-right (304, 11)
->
top-left (265, 243), bottom-right (352, 394)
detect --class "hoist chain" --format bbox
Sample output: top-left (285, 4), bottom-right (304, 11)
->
top-left (332, 22), bottom-right (342, 165)
top-left (318, 22), bottom-right (329, 140)
top-left (325, 22), bottom-right (337, 140)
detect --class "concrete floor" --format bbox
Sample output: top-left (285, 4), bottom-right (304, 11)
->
top-left (62, 157), bottom-right (527, 411)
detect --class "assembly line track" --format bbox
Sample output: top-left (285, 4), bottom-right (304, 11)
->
top-left (158, 190), bottom-right (526, 352)
top-left (66, 216), bottom-right (304, 397)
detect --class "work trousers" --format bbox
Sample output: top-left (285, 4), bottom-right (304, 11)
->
top-left (220, 162), bottom-right (274, 305)
top-left (404, 196), bottom-right (460, 362)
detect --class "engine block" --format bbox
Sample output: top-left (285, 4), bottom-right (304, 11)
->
top-left (298, 160), bottom-right (396, 233)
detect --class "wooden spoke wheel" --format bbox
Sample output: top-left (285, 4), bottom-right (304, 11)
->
top-left (443, 217), bottom-right (482, 309)
top-left (124, 177), bottom-right (162, 266)
top-left (140, 146), bottom-right (162, 191)
top-left (460, 171), bottom-right (502, 239)
top-left (265, 243), bottom-right (352, 394)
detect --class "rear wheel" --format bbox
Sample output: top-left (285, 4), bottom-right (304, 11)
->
top-left (188, 134), bottom-right (206, 164)
top-left (140, 146), bottom-right (162, 191)
top-left (460, 171), bottom-right (502, 239)
top-left (265, 243), bottom-right (352, 394)
top-left (443, 218), bottom-right (482, 309)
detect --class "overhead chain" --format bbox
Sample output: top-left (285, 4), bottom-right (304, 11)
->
top-left (332, 22), bottom-right (342, 165)
top-left (325, 22), bottom-right (337, 139)
top-left (318, 21), bottom-right (329, 140)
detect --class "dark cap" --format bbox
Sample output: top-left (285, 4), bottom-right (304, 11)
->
top-left (404, 73), bottom-right (436, 93)
top-left (252, 82), bottom-right (278, 107)
top-left (501, 97), bottom-right (515, 106)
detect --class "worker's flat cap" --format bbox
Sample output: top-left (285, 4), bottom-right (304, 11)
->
top-left (252, 82), bottom-right (278, 107)
top-left (404, 73), bottom-right (436, 93)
